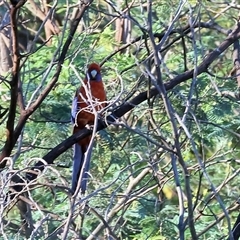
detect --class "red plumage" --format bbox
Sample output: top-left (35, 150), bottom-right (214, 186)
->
top-left (71, 63), bottom-right (107, 194)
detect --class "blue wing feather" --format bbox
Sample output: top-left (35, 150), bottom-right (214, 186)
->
top-left (71, 96), bottom-right (79, 124)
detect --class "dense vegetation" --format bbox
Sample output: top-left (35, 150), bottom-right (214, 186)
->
top-left (0, 0), bottom-right (240, 239)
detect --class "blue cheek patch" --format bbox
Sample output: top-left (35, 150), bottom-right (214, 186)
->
top-left (95, 73), bottom-right (102, 82)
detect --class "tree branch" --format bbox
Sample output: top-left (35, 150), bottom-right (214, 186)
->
top-left (0, 4), bottom-right (22, 166)
top-left (26, 0), bottom-right (60, 35)
top-left (0, 0), bottom-right (94, 167)
top-left (100, 21), bottom-right (230, 66)
top-left (27, 20), bottom-right (240, 179)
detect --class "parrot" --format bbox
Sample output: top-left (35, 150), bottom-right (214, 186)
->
top-left (71, 63), bottom-right (107, 194)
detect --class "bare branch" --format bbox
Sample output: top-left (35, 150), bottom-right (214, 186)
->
top-left (24, 20), bottom-right (240, 178)
top-left (0, 0), bottom-right (94, 167)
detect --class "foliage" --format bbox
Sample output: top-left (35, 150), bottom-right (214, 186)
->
top-left (0, 0), bottom-right (240, 239)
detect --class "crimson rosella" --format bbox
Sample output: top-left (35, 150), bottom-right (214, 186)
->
top-left (71, 63), bottom-right (107, 194)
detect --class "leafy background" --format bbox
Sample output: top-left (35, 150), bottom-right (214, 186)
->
top-left (0, 0), bottom-right (240, 239)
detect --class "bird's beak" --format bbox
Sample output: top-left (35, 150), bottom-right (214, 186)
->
top-left (90, 70), bottom-right (97, 78)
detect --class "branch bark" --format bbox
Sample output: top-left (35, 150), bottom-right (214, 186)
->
top-left (0, 0), bottom-right (93, 167)
top-left (24, 19), bottom-right (240, 181)
top-left (231, 211), bottom-right (240, 240)
top-left (1, 5), bottom-right (22, 167)
top-left (26, 0), bottom-right (60, 36)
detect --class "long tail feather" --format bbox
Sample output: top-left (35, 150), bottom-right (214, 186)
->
top-left (71, 143), bottom-right (93, 194)
top-left (71, 143), bottom-right (82, 193)
top-left (80, 146), bottom-right (92, 194)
